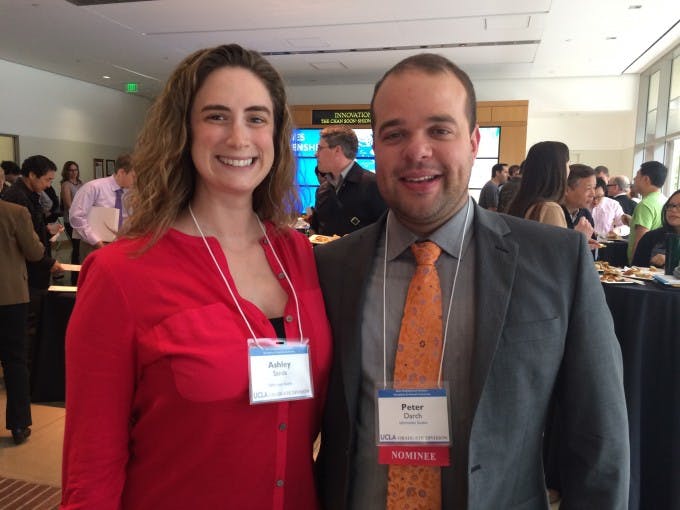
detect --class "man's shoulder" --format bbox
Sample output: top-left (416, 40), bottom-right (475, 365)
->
top-left (347, 162), bottom-right (377, 182)
top-left (481, 180), bottom-right (497, 191)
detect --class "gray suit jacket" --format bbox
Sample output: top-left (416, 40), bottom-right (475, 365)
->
top-left (0, 200), bottom-right (45, 305)
top-left (314, 204), bottom-right (629, 510)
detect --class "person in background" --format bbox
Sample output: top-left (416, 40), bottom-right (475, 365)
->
top-left (497, 161), bottom-right (522, 214)
top-left (309, 125), bottom-right (386, 236)
top-left (0, 200), bottom-right (45, 445)
top-left (594, 165), bottom-right (609, 184)
top-left (0, 166), bottom-right (9, 198)
top-left (61, 44), bottom-right (332, 510)
top-left (625, 160), bottom-right (668, 263)
top-left (60, 161), bottom-right (83, 283)
top-left (68, 154), bottom-right (135, 262)
top-left (631, 189), bottom-right (680, 268)
top-left (562, 163), bottom-right (598, 248)
top-left (607, 175), bottom-right (637, 215)
top-left (478, 162), bottom-right (508, 211)
top-left (591, 177), bottom-right (625, 238)
top-left (2, 155), bottom-right (64, 291)
top-left (1, 160), bottom-right (22, 187)
top-left (507, 141), bottom-right (569, 227)
top-left (315, 52), bottom-right (628, 510)
top-left (2, 155), bottom-right (64, 374)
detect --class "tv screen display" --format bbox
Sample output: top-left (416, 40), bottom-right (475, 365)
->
top-left (291, 126), bottom-right (500, 212)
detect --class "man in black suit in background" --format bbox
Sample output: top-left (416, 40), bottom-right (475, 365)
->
top-left (309, 125), bottom-right (386, 236)
top-left (608, 175), bottom-right (637, 215)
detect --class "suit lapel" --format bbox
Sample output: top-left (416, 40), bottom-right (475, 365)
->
top-left (469, 209), bottom-right (519, 417)
top-left (336, 219), bottom-right (385, 421)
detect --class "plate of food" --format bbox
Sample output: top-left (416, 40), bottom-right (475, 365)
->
top-left (309, 234), bottom-right (341, 245)
top-left (620, 266), bottom-right (657, 280)
top-left (599, 272), bottom-right (641, 284)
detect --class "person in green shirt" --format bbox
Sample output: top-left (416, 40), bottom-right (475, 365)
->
top-left (626, 160), bottom-right (668, 263)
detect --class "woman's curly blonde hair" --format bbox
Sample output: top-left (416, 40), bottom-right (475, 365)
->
top-left (124, 44), bottom-right (299, 249)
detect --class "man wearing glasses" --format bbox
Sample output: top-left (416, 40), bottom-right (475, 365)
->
top-left (309, 126), bottom-right (386, 236)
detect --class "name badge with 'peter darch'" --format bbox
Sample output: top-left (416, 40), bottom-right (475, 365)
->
top-left (247, 338), bottom-right (313, 404)
top-left (376, 387), bottom-right (451, 466)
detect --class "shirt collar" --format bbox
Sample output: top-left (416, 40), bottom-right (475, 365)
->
top-left (339, 161), bottom-right (354, 180)
top-left (386, 196), bottom-right (475, 261)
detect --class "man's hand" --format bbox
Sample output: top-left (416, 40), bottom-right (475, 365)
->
top-left (574, 217), bottom-right (595, 239)
top-left (50, 261), bottom-right (64, 273)
top-left (650, 253), bottom-right (666, 267)
top-left (47, 222), bottom-right (64, 236)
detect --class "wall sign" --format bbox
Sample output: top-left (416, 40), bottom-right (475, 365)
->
top-left (312, 109), bottom-right (371, 125)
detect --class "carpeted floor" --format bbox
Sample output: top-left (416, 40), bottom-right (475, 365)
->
top-left (0, 476), bottom-right (60, 509)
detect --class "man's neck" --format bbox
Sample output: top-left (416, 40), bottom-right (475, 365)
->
top-left (641, 186), bottom-right (658, 198)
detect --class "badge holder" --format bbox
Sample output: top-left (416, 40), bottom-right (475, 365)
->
top-left (247, 338), bottom-right (314, 404)
top-left (375, 382), bottom-right (451, 466)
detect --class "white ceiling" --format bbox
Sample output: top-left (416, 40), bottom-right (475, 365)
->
top-left (0, 0), bottom-right (678, 100)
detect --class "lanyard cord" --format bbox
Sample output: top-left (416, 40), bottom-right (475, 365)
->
top-left (382, 199), bottom-right (472, 388)
top-left (188, 205), bottom-right (303, 341)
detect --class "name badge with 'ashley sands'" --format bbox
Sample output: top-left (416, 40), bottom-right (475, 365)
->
top-left (376, 386), bottom-right (451, 466)
top-left (247, 338), bottom-right (313, 404)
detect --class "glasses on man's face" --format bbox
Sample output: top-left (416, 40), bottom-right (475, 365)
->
top-left (316, 144), bottom-right (331, 153)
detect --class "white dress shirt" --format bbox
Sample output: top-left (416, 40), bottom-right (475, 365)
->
top-left (69, 176), bottom-right (129, 245)
top-left (592, 196), bottom-right (624, 237)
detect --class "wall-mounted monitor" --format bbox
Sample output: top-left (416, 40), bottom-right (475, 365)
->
top-left (291, 126), bottom-right (501, 212)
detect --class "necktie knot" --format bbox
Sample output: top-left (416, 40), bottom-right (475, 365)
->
top-left (411, 241), bottom-right (441, 266)
top-left (115, 188), bottom-right (123, 198)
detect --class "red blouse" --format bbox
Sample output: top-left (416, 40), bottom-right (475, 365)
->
top-left (61, 224), bottom-right (332, 510)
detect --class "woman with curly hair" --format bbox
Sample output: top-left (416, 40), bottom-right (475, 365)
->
top-left (61, 44), bottom-right (332, 509)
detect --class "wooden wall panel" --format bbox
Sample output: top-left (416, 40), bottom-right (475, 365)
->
top-left (291, 100), bottom-right (528, 164)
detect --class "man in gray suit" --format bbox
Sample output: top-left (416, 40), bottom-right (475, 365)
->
top-left (314, 54), bottom-right (629, 509)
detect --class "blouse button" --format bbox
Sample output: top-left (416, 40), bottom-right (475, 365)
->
top-left (278, 272), bottom-right (285, 279)
top-left (261, 238), bottom-right (269, 245)
top-left (276, 479), bottom-right (284, 487)
top-left (285, 315), bottom-right (293, 323)
top-left (279, 422), bottom-right (287, 431)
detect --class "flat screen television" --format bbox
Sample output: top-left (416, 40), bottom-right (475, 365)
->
top-left (291, 126), bottom-right (501, 212)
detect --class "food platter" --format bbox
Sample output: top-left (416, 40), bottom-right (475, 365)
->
top-left (309, 234), bottom-right (341, 245)
top-left (595, 261), bottom-right (657, 284)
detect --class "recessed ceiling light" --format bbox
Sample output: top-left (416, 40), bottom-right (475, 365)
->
top-left (564, 38), bottom-right (572, 42)
top-left (102, 75), bottom-right (110, 79)
top-left (628, 4), bottom-right (642, 9)
top-left (606, 36), bottom-right (617, 40)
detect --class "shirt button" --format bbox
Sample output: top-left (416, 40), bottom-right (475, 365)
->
top-left (278, 272), bottom-right (285, 279)
top-left (285, 315), bottom-right (293, 323)
top-left (279, 422), bottom-right (287, 431)
top-left (276, 479), bottom-right (284, 487)
top-left (261, 238), bottom-right (269, 245)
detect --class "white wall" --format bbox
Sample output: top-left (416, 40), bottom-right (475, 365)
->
top-left (287, 74), bottom-right (640, 175)
top-left (0, 59), bottom-right (150, 181)
top-left (0, 58), bottom-right (641, 182)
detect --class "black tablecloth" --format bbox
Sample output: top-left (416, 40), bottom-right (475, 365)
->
top-left (30, 290), bottom-right (75, 402)
top-left (602, 281), bottom-right (680, 510)
top-left (597, 239), bottom-right (629, 267)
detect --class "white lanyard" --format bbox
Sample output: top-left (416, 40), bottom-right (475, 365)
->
top-left (381, 199), bottom-right (472, 388)
top-left (188, 205), bottom-right (304, 340)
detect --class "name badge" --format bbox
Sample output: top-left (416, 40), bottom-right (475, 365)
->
top-left (247, 338), bottom-right (314, 404)
top-left (376, 386), bottom-right (451, 466)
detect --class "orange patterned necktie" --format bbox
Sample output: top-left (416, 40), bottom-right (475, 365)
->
top-left (386, 241), bottom-right (443, 510)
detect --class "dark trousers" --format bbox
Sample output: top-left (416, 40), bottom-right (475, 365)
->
top-left (0, 303), bottom-right (32, 429)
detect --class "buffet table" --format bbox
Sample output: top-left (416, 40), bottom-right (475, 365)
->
top-left (602, 281), bottom-right (680, 510)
